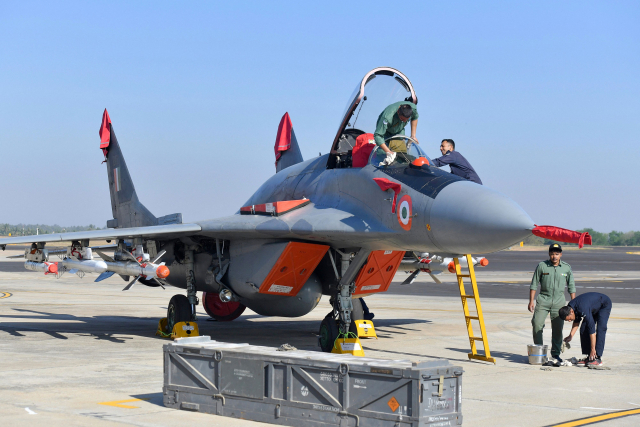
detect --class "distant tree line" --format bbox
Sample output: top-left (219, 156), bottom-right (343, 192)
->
top-left (0, 223), bottom-right (101, 236)
top-left (523, 228), bottom-right (640, 247)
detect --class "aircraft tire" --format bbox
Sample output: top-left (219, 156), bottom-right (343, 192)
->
top-left (319, 316), bottom-right (339, 353)
top-left (351, 298), bottom-right (365, 322)
top-left (166, 294), bottom-right (192, 334)
top-left (348, 298), bottom-right (365, 335)
top-left (319, 299), bottom-right (366, 352)
top-left (202, 292), bottom-right (246, 321)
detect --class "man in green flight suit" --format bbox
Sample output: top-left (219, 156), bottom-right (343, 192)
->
top-left (529, 243), bottom-right (576, 362)
top-left (374, 101), bottom-right (419, 166)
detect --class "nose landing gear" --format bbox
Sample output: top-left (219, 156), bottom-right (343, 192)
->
top-left (318, 297), bottom-right (365, 353)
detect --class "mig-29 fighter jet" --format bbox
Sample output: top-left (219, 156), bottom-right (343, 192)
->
top-left (0, 67), bottom-right (591, 352)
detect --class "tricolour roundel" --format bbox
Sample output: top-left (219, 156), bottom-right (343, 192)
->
top-left (397, 195), bottom-right (412, 230)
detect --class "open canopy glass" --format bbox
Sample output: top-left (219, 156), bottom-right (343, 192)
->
top-left (328, 68), bottom-right (418, 169)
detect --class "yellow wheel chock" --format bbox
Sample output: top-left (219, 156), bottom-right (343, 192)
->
top-left (331, 332), bottom-right (365, 356)
top-left (155, 317), bottom-right (200, 340)
top-left (354, 319), bottom-right (377, 339)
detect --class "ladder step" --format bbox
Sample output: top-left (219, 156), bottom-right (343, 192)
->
top-left (470, 336), bottom-right (484, 341)
top-left (465, 316), bottom-right (479, 320)
top-left (461, 294), bottom-right (475, 298)
top-left (468, 354), bottom-right (496, 364)
top-left (457, 274), bottom-right (471, 278)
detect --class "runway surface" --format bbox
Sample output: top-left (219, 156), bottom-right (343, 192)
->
top-left (1, 247), bottom-right (640, 426)
top-left (389, 247), bottom-right (640, 304)
top-left (478, 246), bottom-right (640, 271)
top-left (1, 272), bottom-right (639, 426)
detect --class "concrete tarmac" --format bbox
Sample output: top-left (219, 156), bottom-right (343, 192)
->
top-left (390, 247), bottom-right (640, 304)
top-left (1, 248), bottom-right (640, 426)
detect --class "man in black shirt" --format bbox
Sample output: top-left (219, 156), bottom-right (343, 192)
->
top-left (559, 292), bottom-right (612, 366)
top-left (432, 139), bottom-right (483, 185)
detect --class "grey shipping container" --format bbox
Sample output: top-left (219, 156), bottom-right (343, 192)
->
top-left (163, 337), bottom-right (463, 426)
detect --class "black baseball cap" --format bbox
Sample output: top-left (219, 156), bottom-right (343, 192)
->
top-left (549, 243), bottom-right (562, 252)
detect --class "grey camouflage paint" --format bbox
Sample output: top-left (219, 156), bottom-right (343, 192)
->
top-left (0, 68), bottom-right (535, 318)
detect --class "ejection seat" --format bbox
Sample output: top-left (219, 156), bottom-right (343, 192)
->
top-left (351, 133), bottom-right (376, 168)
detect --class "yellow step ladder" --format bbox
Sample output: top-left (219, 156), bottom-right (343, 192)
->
top-left (453, 255), bottom-right (496, 364)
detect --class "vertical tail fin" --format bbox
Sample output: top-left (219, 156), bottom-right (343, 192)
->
top-left (100, 109), bottom-right (181, 229)
top-left (274, 112), bottom-right (303, 172)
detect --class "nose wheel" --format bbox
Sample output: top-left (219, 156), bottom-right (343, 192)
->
top-left (319, 316), bottom-right (339, 352)
top-left (318, 298), bottom-right (365, 353)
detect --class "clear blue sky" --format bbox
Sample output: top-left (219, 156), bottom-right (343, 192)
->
top-left (1, 1), bottom-right (638, 232)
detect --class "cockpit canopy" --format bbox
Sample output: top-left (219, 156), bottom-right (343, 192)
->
top-left (328, 68), bottom-right (420, 169)
top-left (367, 136), bottom-right (432, 167)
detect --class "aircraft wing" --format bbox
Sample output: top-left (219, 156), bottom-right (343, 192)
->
top-left (1, 203), bottom-right (394, 250)
top-left (198, 203), bottom-right (396, 248)
top-left (0, 223), bottom-right (201, 248)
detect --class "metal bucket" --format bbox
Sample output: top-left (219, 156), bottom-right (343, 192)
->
top-left (527, 344), bottom-right (548, 365)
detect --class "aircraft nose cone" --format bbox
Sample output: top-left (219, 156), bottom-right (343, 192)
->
top-left (429, 181), bottom-right (534, 254)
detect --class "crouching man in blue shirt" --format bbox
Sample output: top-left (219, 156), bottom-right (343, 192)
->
top-left (559, 292), bottom-right (612, 366)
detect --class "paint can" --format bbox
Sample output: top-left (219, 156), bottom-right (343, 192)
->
top-left (527, 344), bottom-right (548, 365)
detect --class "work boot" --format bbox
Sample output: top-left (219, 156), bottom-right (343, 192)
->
top-left (587, 357), bottom-right (603, 367)
top-left (552, 356), bottom-right (563, 364)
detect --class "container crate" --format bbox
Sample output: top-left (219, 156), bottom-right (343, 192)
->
top-left (163, 336), bottom-right (463, 426)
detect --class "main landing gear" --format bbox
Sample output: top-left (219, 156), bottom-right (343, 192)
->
top-left (160, 246), bottom-right (201, 339)
top-left (166, 294), bottom-right (192, 334)
top-left (202, 291), bottom-right (246, 321)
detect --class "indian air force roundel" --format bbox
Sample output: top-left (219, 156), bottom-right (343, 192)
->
top-left (397, 195), bottom-right (412, 230)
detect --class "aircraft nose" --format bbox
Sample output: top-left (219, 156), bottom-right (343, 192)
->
top-left (429, 181), bottom-right (534, 254)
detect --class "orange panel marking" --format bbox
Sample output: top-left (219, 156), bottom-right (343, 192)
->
top-left (241, 200), bottom-right (310, 216)
top-left (259, 242), bottom-right (329, 296)
top-left (272, 200), bottom-right (310, 214)
top-left (240, 205), bottom-right (253, 214)
top-left (353, 251), bottom-right (406, 295)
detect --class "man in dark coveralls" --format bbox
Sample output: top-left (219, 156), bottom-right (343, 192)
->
top-left (559, 292), bottom-right (612, 366)
top-left (432, 139), bottom-right (483, 184)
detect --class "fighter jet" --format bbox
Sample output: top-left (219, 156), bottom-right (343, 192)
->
top-left (0, 67), bottom-right (591, 352)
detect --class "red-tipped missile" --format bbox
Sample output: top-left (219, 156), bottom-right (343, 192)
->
top-left (24, 261), bottom-right (58, 275)
top-left (401, 256), bottom-right (489, 274)
top-left (58, 258), bottom-right (170, 279)
top-left (447, 261), bottom-right (456, 273)
top-left (156, 265), bottom-right (170, 279)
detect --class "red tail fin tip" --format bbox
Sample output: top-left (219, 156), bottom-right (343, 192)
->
top-left (99, 109), bottom-right (112, 157)
top-left (274, 112), bottom-right (292, 166)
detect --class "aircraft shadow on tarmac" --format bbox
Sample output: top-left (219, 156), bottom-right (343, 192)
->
top-left (446, 347), bottom-right (530, 364)
top-left (0, 307), bottom-right (429, 349)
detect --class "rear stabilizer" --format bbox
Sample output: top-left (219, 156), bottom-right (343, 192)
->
top-left (100, 109), bottom-right (182, 229)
